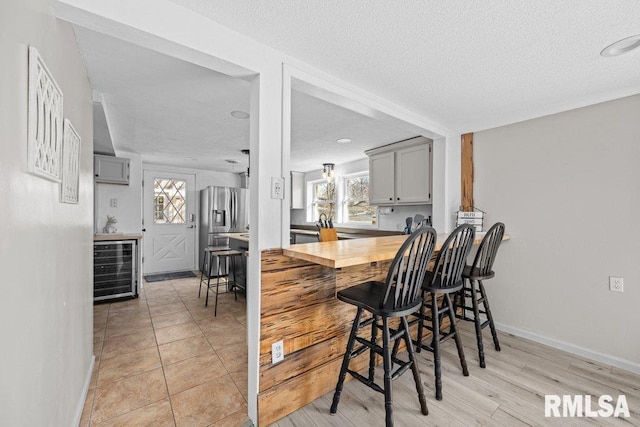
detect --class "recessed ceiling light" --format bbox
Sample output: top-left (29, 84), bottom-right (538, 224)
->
top-left (336, 138), bottom-right (352, 144)
top-left (225, 159), bottom-right (239, 164)
top-left (230, 110), bottom-right (250, 119)
top-left (601, 35), bottom-right (640, 57)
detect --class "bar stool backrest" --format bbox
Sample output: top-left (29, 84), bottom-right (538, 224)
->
top-left (429, 224), bottom-right (475, 290)
top-left (470, 222), bottom-right (505, 275)
top-left (383, 227), bottom-right (437, 310)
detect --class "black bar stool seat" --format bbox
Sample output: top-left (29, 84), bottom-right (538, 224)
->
top-left (330, 227), bottom-right (437, 427)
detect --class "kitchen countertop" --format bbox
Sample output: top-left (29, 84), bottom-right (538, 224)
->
top-left (94, 233), bottom-right (143, 241)
top-left (283, 232), bottom-right (510, 269)
top-left (221, 229), bottom-right (379, 244)
top-left (289, 228), bottom-right (363, 240)
top-left (217, 232), bottom-right (250, 243)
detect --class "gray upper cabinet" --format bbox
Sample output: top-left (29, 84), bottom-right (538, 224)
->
top-left (369, 152), bottom-right (395, 204)
top-left (94, 154), bottom-right (130, 185)
top-left (367, 137), bottom-right (432, 205)
top-left (290, 171), bottom-right (305, 209)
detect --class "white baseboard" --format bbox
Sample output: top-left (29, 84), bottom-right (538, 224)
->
top-left (73, 355), bottom-right (95, 427)
top-left (494, 322), bottom-right (640, 375)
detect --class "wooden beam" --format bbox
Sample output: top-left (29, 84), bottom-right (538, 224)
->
top-left (461, 133), bottom-right (474, 211)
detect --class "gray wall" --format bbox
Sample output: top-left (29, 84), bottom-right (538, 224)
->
top-left (0, 0), bottom-right (94, 424)
top-left (474, 94), bottom-right (640, 367)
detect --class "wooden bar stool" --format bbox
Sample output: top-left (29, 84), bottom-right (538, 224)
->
top-left (456, 222), bottom-right (505, 368)
top-left (412, 224), bottom-right (475, 401)
top-left (330, 227), bottom-right (437, 427)
top-left (203, 249), bottom-right (243, 316)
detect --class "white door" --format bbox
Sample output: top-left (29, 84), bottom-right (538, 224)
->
top-left (143, 170), bottom-right (196, 274)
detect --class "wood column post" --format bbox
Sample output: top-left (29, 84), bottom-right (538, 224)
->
top-left (461, 133), bottom-right (474, 211)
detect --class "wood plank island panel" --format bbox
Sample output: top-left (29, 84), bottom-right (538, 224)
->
top-left (259, 250), bottom-right (384, 425)
top-left (258, 231), bottom-right (510, 425)
top-left (259, 250), bottom-right (430, 425)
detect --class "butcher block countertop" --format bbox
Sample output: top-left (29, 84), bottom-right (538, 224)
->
top-left (283, 232), bottom-right (510, 269)
top-left (94, 233), bottom-right (143, 241)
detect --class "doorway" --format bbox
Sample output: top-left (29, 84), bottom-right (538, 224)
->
top-left (143, 170), bottom-right (197, 274)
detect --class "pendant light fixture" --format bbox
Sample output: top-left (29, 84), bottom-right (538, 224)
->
top-left (322, 163), bottom-right (336, 181)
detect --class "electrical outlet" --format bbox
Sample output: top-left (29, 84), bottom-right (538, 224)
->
top-left (271, 177), bottom-right (284, 200)
top-left (609, 276), bottom-right (624, 292)
top-left (110, 198), bottom-right (118, 208)
top-left (272, 340), bottom-right (284, 364)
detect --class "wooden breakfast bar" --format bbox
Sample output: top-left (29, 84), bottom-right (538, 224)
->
top-left (257, 232), bottom-right (508, 425)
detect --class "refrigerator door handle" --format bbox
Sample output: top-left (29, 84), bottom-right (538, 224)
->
top-left (231, 190), bottom-right (237, 231)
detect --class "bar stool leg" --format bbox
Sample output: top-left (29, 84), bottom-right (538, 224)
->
top-left (381, 316), bottom-right (393, 426)
top-left (401, 316), bottom-right (428, 415)
top-left (198, 250), bottom-right (208, 298)
top-left (445, 293), bottom-right (469, 377)
top-left (469, 278), bottom-right (486, 368)
top-left (330, 308), bottom-right (363, 415)
top-left (368, 315), bottom-right (378, 381)
top-left (205, 252), bottom-right (214, 307)
top-left (232, 256), bottom-right (238, 301)
top-left (431, 292), bottom-right (443, 401)
top-left (415, 290), bottom-right (427, 353)
top-left (213, 258), bottom-right (224, 317)
top-left (479, 280), bottom-right (501, 351)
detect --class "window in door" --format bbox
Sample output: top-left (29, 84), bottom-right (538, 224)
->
top-left (153, 178), bottom-right (186, 224)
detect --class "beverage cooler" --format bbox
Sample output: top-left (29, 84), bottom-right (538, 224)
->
top-left (93, 240), bottom-right (138, 301)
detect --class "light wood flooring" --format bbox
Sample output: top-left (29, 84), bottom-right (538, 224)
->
top-left (274, 322), bottom-right (639, 426)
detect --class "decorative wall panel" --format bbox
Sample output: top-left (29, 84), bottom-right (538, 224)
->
top-left (28, 46), bottom-right (63, 182)
top-left (61, 119), bottom-right (80, 204)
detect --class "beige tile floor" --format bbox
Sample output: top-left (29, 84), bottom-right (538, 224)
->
top-left (81, 275), bottom-right (250, 426)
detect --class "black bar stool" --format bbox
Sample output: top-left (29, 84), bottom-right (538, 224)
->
top-left (202, 249), bottom-right (243, 316)
top-left (330, 227), bottom-right (437, 427)
top-left (198, 246), bottom-right (228, 299)
top-left (456, 222), bottom-right (505, 368)
top-left (412, 224), bottom-right (475, 401)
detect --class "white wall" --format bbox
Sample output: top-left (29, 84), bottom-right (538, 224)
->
top-left (290, 157), bottom-right (432, 231)
top-left (0, 0), bottom-right (94, 424)
top-left (474, 94), bottom-right (640, 370)
top-left (94, 159), bottom-right (241, 234)
top-left (94, 151), bottom-right (142, 233)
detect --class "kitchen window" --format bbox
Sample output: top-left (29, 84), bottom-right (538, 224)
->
top-left (310, 180), bottom-right (336, 222)
top-left (342, 173), bottom-right (376, 225)
top-left (307, 172), bottom-right (377, 226)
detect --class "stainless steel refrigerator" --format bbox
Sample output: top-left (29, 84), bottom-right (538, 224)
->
top-left (199, 186), bottom-right (249, 272)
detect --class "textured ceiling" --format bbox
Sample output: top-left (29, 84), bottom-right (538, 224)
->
top-left (169, 0), bottom-right (640, 132)
top-left (74, 27), bottom-right (414, 173)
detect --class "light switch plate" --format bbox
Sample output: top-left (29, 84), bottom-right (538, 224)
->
top-left (271, 177), bottom-right (284, 200)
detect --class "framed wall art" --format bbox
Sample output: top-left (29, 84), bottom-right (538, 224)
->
top-left (28, 46), bottom-right (64, 182)
top-left (61, 119), bottom-right (80, 204)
